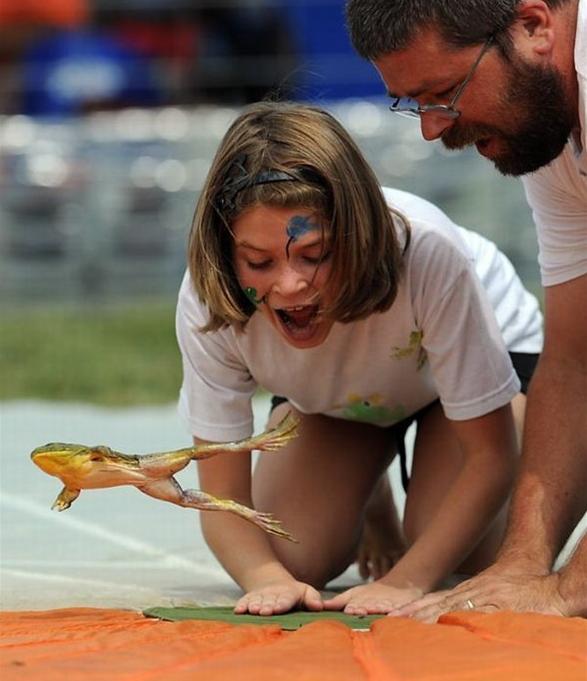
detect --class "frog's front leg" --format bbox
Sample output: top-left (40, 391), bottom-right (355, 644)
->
top-left (138, 478), bottom-right (298, 543)
top-left (52, 486), bottom-right (81, 511)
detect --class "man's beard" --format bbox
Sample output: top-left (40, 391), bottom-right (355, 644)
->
top-left (441, 58), bottom-right (574, 176)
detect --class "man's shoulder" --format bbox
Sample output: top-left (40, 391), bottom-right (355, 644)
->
top-left (522, 142), bottom-right (587, 202)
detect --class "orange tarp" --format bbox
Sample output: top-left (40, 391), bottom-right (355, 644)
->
top-left (1, 607), bottom-right (586, 680)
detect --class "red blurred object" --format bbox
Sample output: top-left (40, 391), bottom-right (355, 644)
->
top-left (0, 0), bottom-right (89, 28)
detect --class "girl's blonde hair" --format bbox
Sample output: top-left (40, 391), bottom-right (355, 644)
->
top-left (189, 100), bottom-right (409, 332)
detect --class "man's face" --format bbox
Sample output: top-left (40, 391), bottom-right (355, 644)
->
top-left (373, 32), bottom-right (574, 176)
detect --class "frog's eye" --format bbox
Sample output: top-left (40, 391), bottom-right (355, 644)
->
top-left (90, 445), bottom-right (113, 459)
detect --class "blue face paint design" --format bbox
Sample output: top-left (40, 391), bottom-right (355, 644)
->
top-left (285, 215), bottom-right (321, 259)
top-left (286, 215), bottom-right (315, 242)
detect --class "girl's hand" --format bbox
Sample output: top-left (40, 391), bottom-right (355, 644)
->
top-left (234, 580), bottom-right (324, 616)
top-left (323, 581), bottom-right (423, 615)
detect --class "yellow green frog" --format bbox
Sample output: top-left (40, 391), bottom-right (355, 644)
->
top-left (31, 412), bottom-right (299, 542)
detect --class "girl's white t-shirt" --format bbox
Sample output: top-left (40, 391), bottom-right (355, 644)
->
top-left (176, 188), bottom-right (543, 442)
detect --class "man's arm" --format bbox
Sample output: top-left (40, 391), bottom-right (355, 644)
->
top-left (497, 274), bottom-right (587, 570)
top-left (556, 532), bottom-right (587, 616)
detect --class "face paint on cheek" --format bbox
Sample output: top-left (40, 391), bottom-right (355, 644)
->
top-left (244, 287), bottom-right (266, 306)
top-left (285, 215), bottom-right (322, 259)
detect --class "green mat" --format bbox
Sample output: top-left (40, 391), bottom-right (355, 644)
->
top-left (143, 606), bottom-right (385, 630)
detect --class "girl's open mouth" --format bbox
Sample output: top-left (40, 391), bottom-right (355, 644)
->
top-left (275, 304), bottom-right (320, 340)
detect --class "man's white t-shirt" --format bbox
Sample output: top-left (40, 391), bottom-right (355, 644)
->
top-left (522, 0), bottom-right (587, 287)
top-left (176, 188), bottom-right (543, 442)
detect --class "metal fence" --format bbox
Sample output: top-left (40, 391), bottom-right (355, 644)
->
top-left (0, 100), bottom-right (541, 306)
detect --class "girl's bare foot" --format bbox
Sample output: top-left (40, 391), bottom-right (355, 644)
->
top-left (357, 474), bottom-right (406, 580)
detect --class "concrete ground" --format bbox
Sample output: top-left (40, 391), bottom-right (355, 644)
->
top-left (0, 397), bottom-right (380, 612)
top-left (1, 399), bottom-right (583, 613)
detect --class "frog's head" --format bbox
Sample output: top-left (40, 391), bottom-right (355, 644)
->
top-left (31, 443), bottom-right (114, 479)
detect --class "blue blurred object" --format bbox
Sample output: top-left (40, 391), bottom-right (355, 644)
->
top-left (283, 1), bottom-right (383, 101)
top-left (21, 28), bottom-right (163, 117)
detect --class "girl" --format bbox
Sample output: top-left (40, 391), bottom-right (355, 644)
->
top-left (175, 101), bottom-right (543, 616)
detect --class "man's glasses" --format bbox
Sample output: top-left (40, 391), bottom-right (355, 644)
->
top-left (389, 37), bottom-right (494, 120)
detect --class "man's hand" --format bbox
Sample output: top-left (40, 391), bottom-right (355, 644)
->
top-left (389, 565), bottom-right (569, 622)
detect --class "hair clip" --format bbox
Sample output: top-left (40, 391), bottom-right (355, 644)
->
top-left (215, 154), bottom-right (312, 212)
top-left (215, 154), bottom-right (250, 212)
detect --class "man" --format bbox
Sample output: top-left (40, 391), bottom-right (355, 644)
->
top-left (345, 0), bottom-right (586, 620)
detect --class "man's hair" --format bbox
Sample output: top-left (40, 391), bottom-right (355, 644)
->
top-left (188, 101), bottom-right (409, 332)
top-left (345, 0), bottom-right (570, 57)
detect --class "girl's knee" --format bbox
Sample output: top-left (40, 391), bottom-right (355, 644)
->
top-left (277, 545), bottom-right (354, 589)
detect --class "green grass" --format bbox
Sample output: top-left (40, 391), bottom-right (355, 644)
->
top-left (0, 303), bottom-right (183, 405)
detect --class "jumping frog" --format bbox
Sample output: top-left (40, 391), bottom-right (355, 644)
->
top-left (31, 412), bottom-right (300, 542)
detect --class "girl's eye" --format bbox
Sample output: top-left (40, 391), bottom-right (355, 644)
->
top-left (304, 250), bottom-right (332, 265)
top-left (246, 260), bottom-right (271, 271)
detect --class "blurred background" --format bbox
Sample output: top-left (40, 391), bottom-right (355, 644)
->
top-left (0, 0), bottom-right (540, 405)
top-left (5, 2), bottom-right (578, 611)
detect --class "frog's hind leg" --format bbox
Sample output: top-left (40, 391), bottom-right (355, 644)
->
top-left (182, 488), bottom-right (298, 543)
top-left (232, 411), bottom-right (300, 453)
top-left (193, 412), bottom-right (301, 461)
top-left (138, 478), bottom-right (297, 543)
top-left (236, 411), bottom-right (300, 452)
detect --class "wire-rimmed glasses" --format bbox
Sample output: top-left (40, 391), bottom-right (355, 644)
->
top-left (389, 36), bottom-right (494, 120)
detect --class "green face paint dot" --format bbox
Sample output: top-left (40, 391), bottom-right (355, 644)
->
top-left (244, 287), bottom-right (264, 305)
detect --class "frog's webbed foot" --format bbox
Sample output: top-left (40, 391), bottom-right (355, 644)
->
top-left (221, 412), bottom-right (301, 454)
top-left (182, 489), bottom-right (299, 543)
top-left (138, 478), bottom-right (297, 542)
top-left (250, 411), bottom-right (301, 452)
top-left (186, 412), bottom-right (300, 462)
top-left (52, 486), bottom-right (80, 511)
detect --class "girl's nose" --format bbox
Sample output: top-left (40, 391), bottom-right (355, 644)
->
top-left (271, 265), bottom-right (309, 296)
top-left (420, 115), bottom-right (454, 141)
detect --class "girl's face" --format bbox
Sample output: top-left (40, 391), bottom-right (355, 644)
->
top-left (231, 203), bottom-right (335, 349)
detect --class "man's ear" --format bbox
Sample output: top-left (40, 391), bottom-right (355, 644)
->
top-left (513, 0), bottom-right (555, 56)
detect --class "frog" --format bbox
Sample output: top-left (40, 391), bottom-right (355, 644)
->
top-left (31, 412), bottom-right (300, 542)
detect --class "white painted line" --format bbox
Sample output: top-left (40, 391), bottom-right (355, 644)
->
top-left (1, 558), bottom-right (225, 572)
top-left (0, 490), bottom-right (218, 578)
top-left (0, 567), bottom-right (157, 591)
